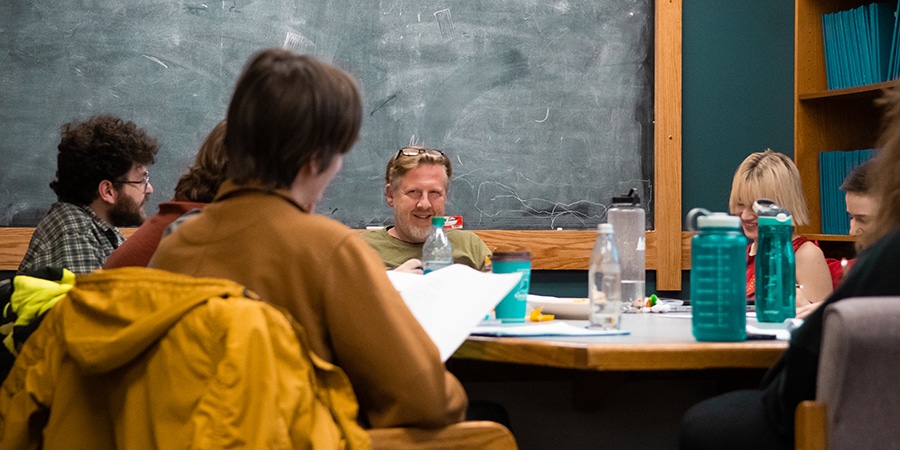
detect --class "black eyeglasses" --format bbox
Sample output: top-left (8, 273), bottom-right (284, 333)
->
top-left (115, 173), bottom-right (151, 193)
top-left (394, 147), bottom-right (446, 160)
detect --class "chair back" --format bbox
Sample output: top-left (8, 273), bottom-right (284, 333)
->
top-left (817, 297), bottom-right (900, 449)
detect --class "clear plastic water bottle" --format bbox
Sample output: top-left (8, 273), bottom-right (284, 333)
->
top-left (589, 223), bottom-right (623, 329)
top-left (422, 216), bottom-right (453, 274)
top-left (753, 199), bottom-right (796, 323)
top-left (687, 209), bottom-right (747, 342)
top-left (608, 189), bottom-right (646, 309)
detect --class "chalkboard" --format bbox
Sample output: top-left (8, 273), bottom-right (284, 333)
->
top-left (0, 0), bottom-right (654, 230)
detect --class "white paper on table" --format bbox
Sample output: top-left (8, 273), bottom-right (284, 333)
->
top-left (386, 264), bottom-right (522, 362)
top-left (471, 321), bottom-right (629, 337)
top-left (659, 313), bottom-right (793, 340)
top-left (746, 317), bottom-right (793, 340)
top-left (745, 325), bottom-right (790, 340)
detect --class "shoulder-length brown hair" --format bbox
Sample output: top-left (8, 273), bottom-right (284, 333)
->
top-left (174, 120), bottom-right (228, 203)
top-left (224, 49), bottom-right (362, 189)
top-left (861, 86), bottom-right (900, 248)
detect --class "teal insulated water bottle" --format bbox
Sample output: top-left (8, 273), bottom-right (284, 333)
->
top-left (753, 200), bottom-right (796, 323)
top-left (688, 209), bottom-right (747, 342)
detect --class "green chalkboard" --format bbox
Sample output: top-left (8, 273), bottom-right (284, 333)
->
top-left (1, 0), bottom-right (654, 230)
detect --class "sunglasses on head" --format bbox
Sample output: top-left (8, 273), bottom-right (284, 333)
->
top-left (394, 147), bottom-right (446, 160)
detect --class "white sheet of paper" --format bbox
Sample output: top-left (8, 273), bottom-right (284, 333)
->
top-left (471, 321), bottom-right (630, 337)
top-left (387, 264), bottom-right (522, 361)
top-left (659, 313), bottom-right (792, 340)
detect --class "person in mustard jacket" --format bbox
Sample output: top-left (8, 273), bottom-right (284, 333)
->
top-left (0, 267), bottom-right (370, 449)
top-left (149, 49), bottom-right (468, 429)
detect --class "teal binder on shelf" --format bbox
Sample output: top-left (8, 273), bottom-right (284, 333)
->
top-left (820, 149), bottom-right (875, 235)
top-left (822, 2), bottom-right (898, 90)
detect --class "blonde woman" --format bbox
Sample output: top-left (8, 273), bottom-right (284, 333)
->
top-left (679, 86), bottom-right (900, 450)
top-left (729, 149), bottom-right (834, 306)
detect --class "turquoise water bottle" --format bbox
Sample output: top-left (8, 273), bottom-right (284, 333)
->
top-left (688, 209), bottom-right (747, 342)
top-left (753, 200), bottom-right (796, 323)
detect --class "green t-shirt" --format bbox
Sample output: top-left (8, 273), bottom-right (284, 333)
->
top-left (362, 227), bottom-right (491, 271)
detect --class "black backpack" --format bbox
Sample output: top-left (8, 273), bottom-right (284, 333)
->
top-left (0, 267), bottom-right (66, 384)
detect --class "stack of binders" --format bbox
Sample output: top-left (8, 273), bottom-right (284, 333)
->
top-left (819, 149), bottom-right (875, 234)
top-left (822, 2), bottom-right (898, 90)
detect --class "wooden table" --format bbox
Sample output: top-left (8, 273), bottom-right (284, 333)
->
top-left (452, 314), bottom-right (787, 371)
top-left (450, 314), bottom-right (787, 448)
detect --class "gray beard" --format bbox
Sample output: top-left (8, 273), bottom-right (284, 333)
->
top-left (408, 225), bottom-right (430, 243)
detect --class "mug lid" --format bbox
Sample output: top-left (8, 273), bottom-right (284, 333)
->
top-left (491, 250), bottom-right (532, 261)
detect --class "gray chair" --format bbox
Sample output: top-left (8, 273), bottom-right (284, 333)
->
top-left (795, 297), bottom-right (900, 450)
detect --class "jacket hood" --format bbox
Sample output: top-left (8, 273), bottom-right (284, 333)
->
top-left (60, 267), bottom-right (256, 374)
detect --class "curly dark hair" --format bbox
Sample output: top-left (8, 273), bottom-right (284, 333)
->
top-left (50, 114), bottom-right (159, 205)
top-left (174, 120), bottom-right (228, 203)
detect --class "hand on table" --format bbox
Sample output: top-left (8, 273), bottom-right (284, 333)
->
top-left (794, 284), bottom-right (823, 319)
top-left (394, 258), bottom-right (423, 274)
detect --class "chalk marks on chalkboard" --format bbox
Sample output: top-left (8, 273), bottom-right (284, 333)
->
top-left (433, 9), bottom-right (454, 39)
top-left (470, 179), bottom-right (610, 229)
top-left (0, 0), bottom-right (654, 230)
top-left (370, 93), bottom-right (400, 117)
top-left (142, 55), bottom-right (169, 69)
top-left (420, 49), bottom-right (529, 144)
top-left (283, 32), bottom-right (304, 52)
top-left (283, 30), bottom-right (316, 55)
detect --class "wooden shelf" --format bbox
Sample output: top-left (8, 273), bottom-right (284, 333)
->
top-left (803, 233), bottom-right (856, 242)
top-left (798, 80), bottom-right (898, 101)
top-left (794, 0), bottom-right (895, 235)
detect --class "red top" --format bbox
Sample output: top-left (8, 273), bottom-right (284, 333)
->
top-left (825, 257), bottom-right (854, 290)
top-left (103, 201), bottom-right (206, 269)
top-left (745, 236), bottom-right (810, 300)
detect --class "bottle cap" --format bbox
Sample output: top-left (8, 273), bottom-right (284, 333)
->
top-left (431, 216), bottom-right (446, 227)
top-left (753, 199), bottom-right (791, 217)
top-left (597, 223), bottom-right (614, 233)
top-left (757, 214), bottom-right (792, 226)
top-left (611, 188), bottom-right (641, 206)
top-left (696, 213), bottom-right (741, 229)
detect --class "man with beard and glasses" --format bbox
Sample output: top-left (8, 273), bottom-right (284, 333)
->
top-left (362, 146), bottom-right (491, 273)
top-left (18, 114), bottom-right (159, 275)
top-left (103, 120), bottom-right (227, 269)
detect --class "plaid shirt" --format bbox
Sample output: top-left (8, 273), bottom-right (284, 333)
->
top-left (18, 202), bottom-right (125, 275)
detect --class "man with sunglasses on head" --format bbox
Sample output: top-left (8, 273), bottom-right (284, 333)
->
top-left (363, 146), bottom-right (491, 273)
top-left (18, 114), bottom-right (158, 275)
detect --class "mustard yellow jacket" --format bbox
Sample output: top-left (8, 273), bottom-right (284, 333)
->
top-left (150, 182), bottom-right (468, 428)
top-left (0, 267), bottom-right (370, 449)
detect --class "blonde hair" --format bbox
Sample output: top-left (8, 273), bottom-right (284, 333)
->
top-left (728, 149), bottom-right (810, 226)
top-left (862, 86), bottom-right (900, 248)
top-left (385, 146), bottom-right (452, 190)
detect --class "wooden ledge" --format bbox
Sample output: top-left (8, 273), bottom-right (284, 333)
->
top-left (471, 229), bottom-right (693, 271)
top-left (1, 227), bottom-right (693, 272)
